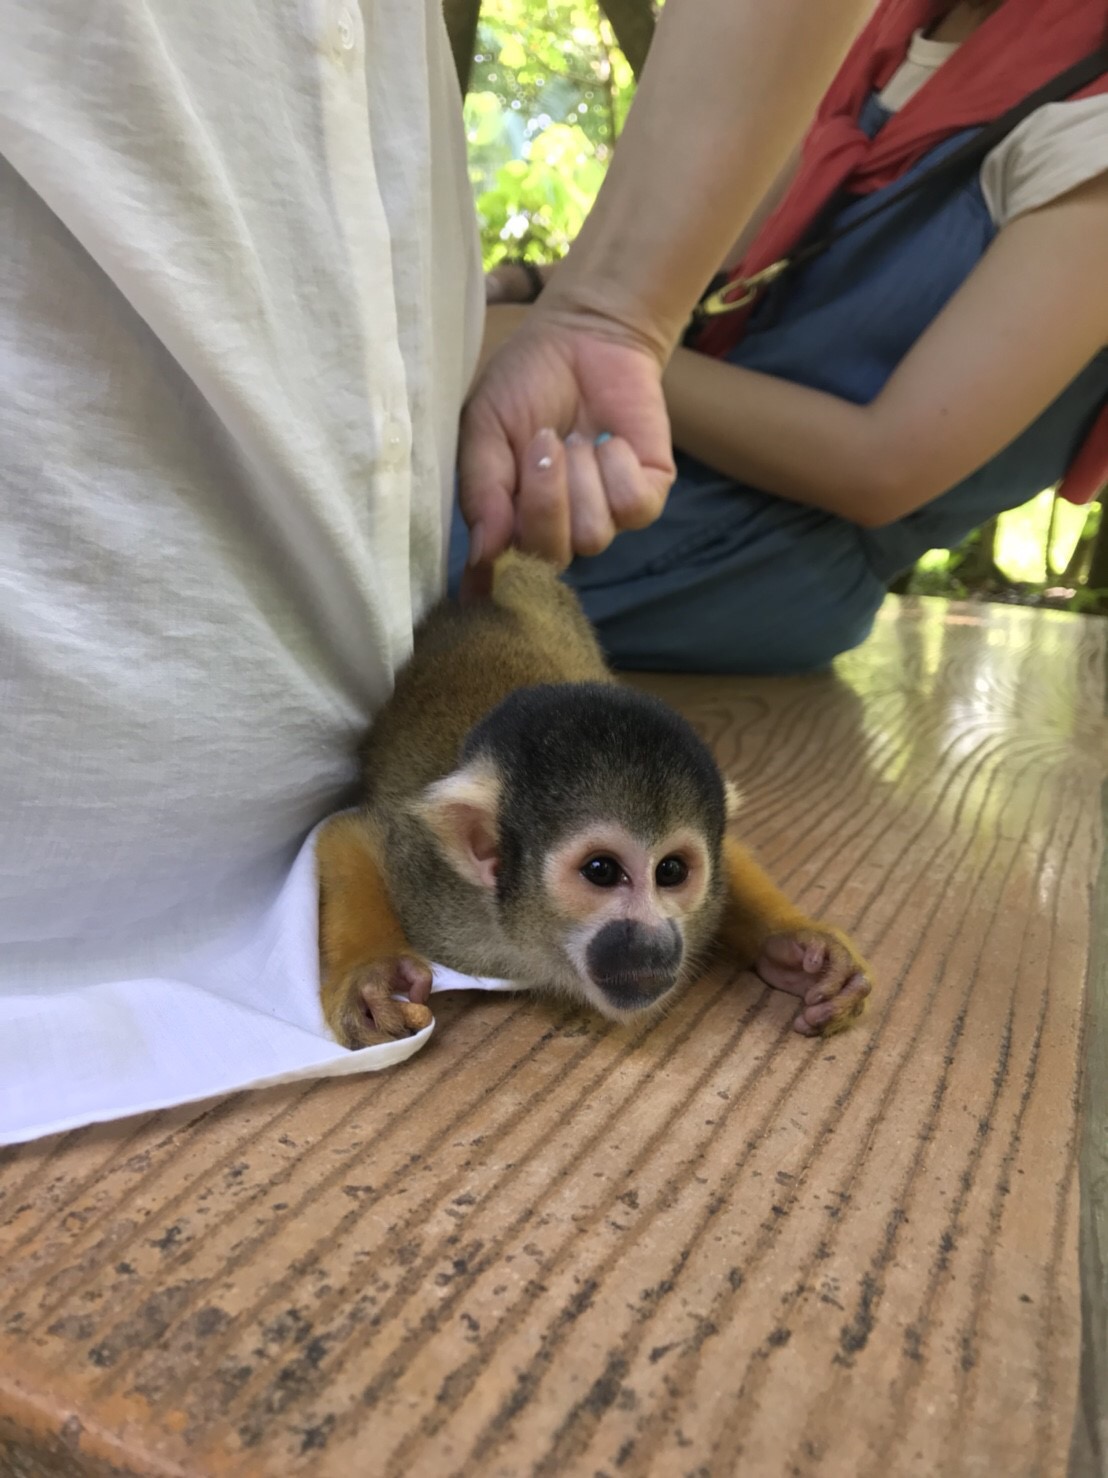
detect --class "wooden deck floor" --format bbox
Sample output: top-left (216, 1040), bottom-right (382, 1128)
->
top-left (1, 596), bottom-right (1106, 1478)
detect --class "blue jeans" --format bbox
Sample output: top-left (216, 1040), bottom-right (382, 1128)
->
top-left (448, 458), bottom-right (886, 676)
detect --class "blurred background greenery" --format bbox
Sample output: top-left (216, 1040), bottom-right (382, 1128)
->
top-left (444, 0), bottom-right (1107, 614)
top-left (456, 0), bottom-right (637, 268)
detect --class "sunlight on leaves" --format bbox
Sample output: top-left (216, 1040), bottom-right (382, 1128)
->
top-left (463, 0), bottom-right (636, 266)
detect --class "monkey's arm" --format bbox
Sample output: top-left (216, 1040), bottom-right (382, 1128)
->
top-left (717, 837), bottom-right (871, 1037)
top-left (317, 814), bottom-right (434, 1049)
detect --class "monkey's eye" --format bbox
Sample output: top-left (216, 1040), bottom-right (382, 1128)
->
top-left (581, 855), bottom-right (623, 888)
top-left (655, 855), bottom-right (689, 888)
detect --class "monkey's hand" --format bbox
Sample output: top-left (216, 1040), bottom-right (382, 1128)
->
top-left (329, 955), bottom-right (434, 1050)
top-left (317, 814), bottom-right (437, 1049)
top-left (754, 927), bottom-right (871, 1038)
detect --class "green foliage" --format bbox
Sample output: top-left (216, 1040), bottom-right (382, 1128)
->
top-left (991, 488), bottom-right (1088, 582)
top-left (903, 491), bottom-right (1106, 614)
top-left (464, 0), bottom-right (635, 265)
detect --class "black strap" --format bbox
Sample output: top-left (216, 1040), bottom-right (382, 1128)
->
top-left (695, 41), bottom-right (1108, 322)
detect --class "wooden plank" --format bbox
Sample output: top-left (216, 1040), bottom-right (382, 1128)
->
top-left (1071, 671), bottom-right (1108, 1478)
top-left (1, 596), bottom-right (1105, 1478)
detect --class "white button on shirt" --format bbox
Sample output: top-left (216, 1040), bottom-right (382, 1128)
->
top-left (336, 7), bottom-right (359, 52)
top-left (0, 0), bottom-right (484, 987)
top-left (383, 410), bottom-right (411, 465)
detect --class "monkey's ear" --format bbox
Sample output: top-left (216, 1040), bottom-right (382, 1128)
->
top-left (723, 781), bottom-right (743, 822)
top-left (412, 762), bottom-right (501, 890)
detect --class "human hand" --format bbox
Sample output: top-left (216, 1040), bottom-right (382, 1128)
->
top-left (485, 259), bottom-right (550, 305)
top-left (458, 308), bottom-right (676, 588)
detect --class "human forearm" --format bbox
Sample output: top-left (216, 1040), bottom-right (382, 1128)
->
top-left (663, 349), bottom-right (890, 525)
top-left (720, 143), bottom-right (805, 273)
top-left (486, 143), bottom-right (806, 307)
top-left (540, 0), bottom-right (872, 361)
top-left (458, 0), bottom-right (873, 571)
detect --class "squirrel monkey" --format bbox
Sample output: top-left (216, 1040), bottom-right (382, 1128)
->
top-left (317, 553), bottom-right (871, 1048)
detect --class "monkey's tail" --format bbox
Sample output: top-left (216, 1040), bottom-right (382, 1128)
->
top-left (489, 551), bottom-right (612, 681)
top-left (489, 549), bottom-right (556, 606)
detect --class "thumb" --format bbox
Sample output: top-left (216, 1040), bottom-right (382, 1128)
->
top-left (457, 401), bottom-right (519, 568)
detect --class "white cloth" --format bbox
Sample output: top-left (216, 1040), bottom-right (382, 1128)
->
top-left (0, 1), bottom-right (487, 1143)
top-left (0, 826), bottom-right (516, 1147)
top-left (878, 29), bottom-right (1108, 227)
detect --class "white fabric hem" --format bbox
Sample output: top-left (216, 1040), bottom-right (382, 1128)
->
top-left (0, 823), bottom-right (517, 1148)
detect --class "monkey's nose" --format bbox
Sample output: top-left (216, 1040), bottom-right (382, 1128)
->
top-left (586, 919), bottom-right (683, 1011)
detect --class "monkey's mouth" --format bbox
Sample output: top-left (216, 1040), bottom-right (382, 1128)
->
top-left (589, 970), bottom-right (680, 1013)
top-left (579, 918), bottom-right (685, 1016)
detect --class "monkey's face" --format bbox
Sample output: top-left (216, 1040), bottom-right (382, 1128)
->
top-left (542, 821), bottom-right (716, 1017)
top-left (412, 681), bottom-right (734, 1018)
top-left (415, 765), bottom-right (724, 1011)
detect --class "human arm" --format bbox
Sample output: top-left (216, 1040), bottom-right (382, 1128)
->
top-left (530, 2), bottom-right (863, 361)
top-left (718, 141), bottom-right (805, 275)
top-left (662, 170), bottom-right (1108, 528)
top-left (484, 135), bottom-right (805, 307)
top-left (484, 137), bottom-right (807, 314)
top-left (458, 0), bottom-right (874, 576)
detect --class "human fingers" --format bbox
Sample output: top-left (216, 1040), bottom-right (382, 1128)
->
top-left (458, 559), bottom-right (495, 606)
top-left (457, 399), bottom-right (519, 569)
top-left (564, 432), bottom-right (618, 558)
top-left (595, 434), bottom-right (672, 532)
top-left (514, 427), bottom-right (572, 568)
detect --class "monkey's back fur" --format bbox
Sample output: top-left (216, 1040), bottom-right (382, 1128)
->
top-left (361, 553), bottom-right (612, 812)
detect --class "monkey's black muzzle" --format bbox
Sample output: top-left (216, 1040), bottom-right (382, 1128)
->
top-left (586, 919), bottom-right (683, 1011)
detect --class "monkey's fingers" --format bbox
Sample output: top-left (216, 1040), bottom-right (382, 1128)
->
top-left (754, 930), bottom-right (872, 1038)
top-left (335, 955), bottom-right (435, 1049)
top-left (359, 990), bottom-right (434, 1039)
top-left (392, 954), bottom-right (433, 1006)
top-left (792, 972), bottom-right (869, 1038)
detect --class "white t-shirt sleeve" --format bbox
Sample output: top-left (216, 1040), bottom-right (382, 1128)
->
top-left (980, 96), bottom-right (1108, 229)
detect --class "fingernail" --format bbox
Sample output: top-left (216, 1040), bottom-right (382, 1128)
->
top-left (534, 427), bottom-right (557, 472)
top-left (594, 431), bottom-right (612, 447)
top-left (467, 521), bottom-right (485, 568)
top-left (565, 431), bottom-right (585, 448)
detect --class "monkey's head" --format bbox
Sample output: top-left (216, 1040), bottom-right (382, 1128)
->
top-left (413, 682), bottom-right (734, 1018)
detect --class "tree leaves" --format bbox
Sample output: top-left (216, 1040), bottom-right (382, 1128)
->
top-left (463, 0), bottom-right (636, 265)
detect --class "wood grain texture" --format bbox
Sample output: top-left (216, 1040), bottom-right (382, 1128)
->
top-left (1073, 770), bottom-right (1108, 1478)
top-left (1, 596), bottom-right (1105, 1478)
